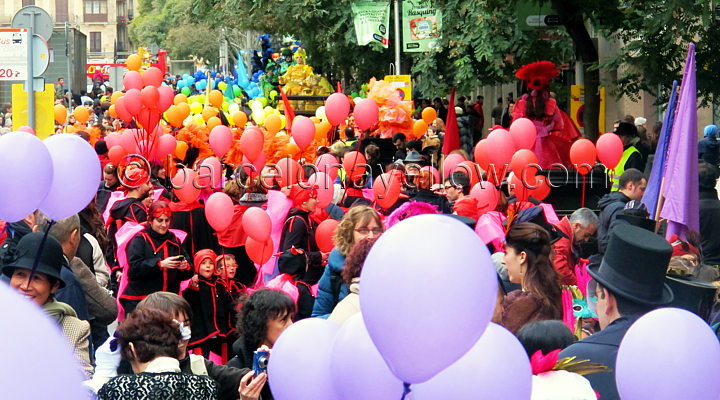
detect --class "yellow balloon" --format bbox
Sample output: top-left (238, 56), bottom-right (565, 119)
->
top-left (193, 114), bottom-right (205, 125)
top-left (315, 106), bottom-right (326, 120)
top-left (252, 109), bottom-right (266, 125)
top-left (190, 102), bottom-right (203, 115)
top-left (264, 106), bottom-right (273, 115)
top-left (279, 115), bottom-right (286, 130)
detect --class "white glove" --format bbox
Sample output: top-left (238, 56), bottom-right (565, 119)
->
top-left (94, 335), bottom-right (121, 379)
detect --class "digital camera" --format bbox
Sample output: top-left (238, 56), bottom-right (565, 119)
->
top-left (253, 350), bottom-right (270, 377)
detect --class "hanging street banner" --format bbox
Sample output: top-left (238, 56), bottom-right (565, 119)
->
top-left (351, 1), bottom-right (390, 48)
top-left (402, 0), bottom-right (442, 52)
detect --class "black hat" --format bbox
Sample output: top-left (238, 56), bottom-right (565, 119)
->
top-left (1, 232), bottom-right (67, 288)
top-left (513, 206), bottom-right (568, 244)
top-left (589, 224), bottom-right (673, 306)
top-left (277, 247), bottom-right (307, 277)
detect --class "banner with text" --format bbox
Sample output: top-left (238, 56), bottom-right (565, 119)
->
top-left (402, 0), bottom-right (442, 52)
top-left (351, 1), bottom-right (390, 48)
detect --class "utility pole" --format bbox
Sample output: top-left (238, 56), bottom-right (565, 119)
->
top-left (393, 0), bottom-right (401, 73)
top-left (65, 21), bottom-right (72, 113)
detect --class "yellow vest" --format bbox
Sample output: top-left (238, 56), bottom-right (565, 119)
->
top-left (608, 146), bottom-right (640, 191)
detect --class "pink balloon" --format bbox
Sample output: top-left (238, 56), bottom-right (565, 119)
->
top-left (197, 157), bottom-right (222, 189)
top-left (136, 139), bottom-right (158, 159)
top-left (276, 157), bottom-right (302, 188)
top-left (469, 182), bottom-right (499, 214)
top-left (123, 70), bottom-right (143, 91)
top-left (354, 98), bottom-right (379, 131)
top-left (442, 153), bottom-right (466, 179)
top-left (325, 92), bottom-right (350, 126)
top-left (509, 118), bottom-right (537, 150)
top-left (241, 152), bottom-right (265, 178)
top-left (341, 151), bottom-right (367, 182)
top-left (16, 126), bottom-right (35, 135)
top-left (141, 86), bottom-right (159, 110)
top-left (242, 207), bottom-right (272, 242)
top-left (120, 129), bottom-right (138, 153)
top-left (114, 97), bottom-right (133, 122)
top-left (486, 128), bottom-right (510, 142)
top-left (142, 67), bottom-right (164, 88)
top-left (315, 153), bottom-right (341, 182)
top-left (157, 134), bottom-right (177, 157)
top-left (157, 85), bottom-right (175, 113)
top-left (172, 168), bottom-right (200, 204)
top-left (421, 166), bottom-right (440, 188)
top-left (205, 192), bottom-right (234, 232)
top-left (307, 171), bottom-right (334, 208)
top-left (485, 130), bottom-right (516, 168)
top-left (596, 133), bottom-right (624, 169)
top-left (239, 127), bottom-right (264, 161)
top-left (123, 89), bottom-right (142, 116)
top-left (209, 125), bottom-right (232, 158)
top-left (292, 116), bottom-right (315, 150)
top-left (104, 132), bottom-right (121, 148)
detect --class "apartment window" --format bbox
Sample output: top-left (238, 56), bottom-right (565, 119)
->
top-left (90, 32), bottom-right (102, 53)
top-left (84, 0), bottom-right (108, 22)
top-left (56, 0), bottom-right (68, 23)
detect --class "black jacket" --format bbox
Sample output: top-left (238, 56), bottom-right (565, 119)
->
top-left (228, 337), bottom-right (273, 400)
top-left (559, 315), bottom-right (641, 400)
top-left (597, 191), bottom-right (631, 253)
top-left (279, 208), bottom-right (323, 285)
top-left (182, 276), bottom-right (235, 346)
top-left (700, 190), bottom-right (720, 264)
top-left (108, 197), bottom-right (147, 268)
top-left (410, 190), bottom-right (452, 213)
top-left (122, 226), bottom-right (192, 300)
top-left (96, 182), bottom-right (118, 214)
top-left (622, 144), bottom-right (645, 172)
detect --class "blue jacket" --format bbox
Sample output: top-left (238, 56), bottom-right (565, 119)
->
top-left (56, 264), bottom-right (90, 322)
top-left (311, 248), bottom-right (349, 318)
top-left (559, 315), bottom-right (641, 400)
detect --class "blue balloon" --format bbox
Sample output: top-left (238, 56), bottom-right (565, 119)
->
top-left (187, 76), bottom-right (195, 85)
top-left (177, 81), bottom-right (185, 89)
top-left (183, 73), bottom-right (190, 78)
top-left (210, 71), bottom-right (217, 78)
top-left (195, 81), bottom-right (204, 90)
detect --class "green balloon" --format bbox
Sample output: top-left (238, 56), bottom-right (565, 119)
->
top-left (181, 87), bottom-right (191, 96)
top-left (233, 86), bottom-right (242, 97)
top-left (350, 92), bottom-right (358, 98)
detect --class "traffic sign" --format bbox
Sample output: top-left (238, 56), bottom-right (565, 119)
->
top-left (12, 6), bottom-right (54, 41)
top-left (32, 34), bottom-right (49, 76)
top-left (0, 29), bottom-right (28, 81)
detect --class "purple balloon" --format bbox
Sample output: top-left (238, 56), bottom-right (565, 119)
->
top-left (0, 132), bottom-right (53, 222)
top-left (413, 323), bottom-right (532, 399)
top-left (330, 314), bottom-right (404, 399)
top-left (0, 283), bottom-right (87, 398)
top-left (268, 318), bottom-right (339, 400)
top-left (616, 308), bottom-right (720, 400)
top-left (360, 214), bottom-right (498, 383)
top-left (39, 134), bottom-right (101, 220)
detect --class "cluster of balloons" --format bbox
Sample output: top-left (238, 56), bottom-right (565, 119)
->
top-left (0, 131), bottom-right (100, 222)
top-left (267, 215), bottom-right (534, 400)
top-left (104, 127), bottom-right (177, 165)
top-left (569, 132), bottom-right (624, 175)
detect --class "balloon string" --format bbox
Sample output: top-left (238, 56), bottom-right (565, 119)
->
top-left (27, 219), bottom-right (56, 290)
top-left (581, 175), bottom-right (586, 208)
top-left (400, 382), bottom-right (412, 400)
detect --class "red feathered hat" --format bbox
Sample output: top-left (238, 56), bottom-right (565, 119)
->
top-left (516, 61), bottom-right (559, 90)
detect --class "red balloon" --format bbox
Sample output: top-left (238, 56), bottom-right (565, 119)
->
top-left (292, 116), bottom-right (315, 150)
top-left (137, 107), bottom-right (160, 132)
top-left (596, 133), bottom-right (623, 169)
top-left (114, 97), bottom-right (133, 122)
top-left (241, 152), bottom-right (265, 178)
top-left (354, 98), bottom-right (379, 131)
top-left (342, 151), bottom-right (367, 182)
top-left (315, 153), bottom-right (341, 182)
top-left (442, 153), bottom-right (466, 179)
top-left (245, 237), bottom-right (274, 264)
top-left (454, 161), bottom-right (480, 188)
top-left (570, 138), bottom-right (597, 175)
top-left (239, 127), bottom-right (264, 161)
top-left (469, 182), bottom-right (499, 214)
top-left (123, 70), bottom-right (143, 91)
top-left (157, 134), bottom-right (177, 157)
top-left (529, 175), bottom-right (551, 201)
top-left (510, 173), bottom-right (530, 202)
top-left (205, 192), bottom-right (234, 232)
top-left (108, 145), bottom-right (128, 166)
top-left (315, 219), bottom-right (340, 253)
top-left (242, 207), bottom-right (272, 242)
top-left (172, 168), bottom-right (200, 204)
top-left (373, 172), bottom-right (401, 209)
top-left (209, 125), bottom-right (232, 158)
top-left (509, 118), bottom-right (537, 150)
top-left (307, 172), bottom-right (334, 208)
top-left (509, 149), bottom-right (539, 182)
top-left (325, 92), bottom-right (351, 126)
top-left (123, 89), bottom-right (142, 116)
top-left (142, 67), bottom-right (164, 88)
top-left (473, 139), bottom-right (490, 171)
top-left (141, 86), bottom-right (159, 109)
top-left (486, 129), bottom-right (516, 168)
top-left (276, 157), bottom-right (302, 188)
top-left (157, 85), bottom-right (175, 113)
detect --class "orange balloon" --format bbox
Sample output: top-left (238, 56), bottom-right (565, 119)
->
top-left (413, 119), bottom-right (428, 139)
top-left (315, 120), bottom-right (332, 140)
top-left (264, 114), bottom-right (282, 134)
top-left (54, 104), bottom-right (67, 124)
top-left (207, 116), bottom-right (222, 130)
top-left (283, 142), bottom-right (301, 157)
top-left (110, 91), bottom-right (124, 105)
top-left (422, 107), bottom-right (437, 125)
top-left (232, 111), bottom-right (247, 127)
top-left (165, 105), bottom-right (182, 127)
top-left (173, 93), bottom-right (188, 105)
top-left (73, 106), bottom-right (90, 125)
top-left (202, 107), bottom-right (217, 122)
top-left (126, 54), bottom-right (142, 72)
top-left (309, 116), bottom-right (321, 123)
top-left (175, 140), bottom-right (189, 160)
top-left (208, 90), bottom-right (224, 109)
top-left (176, 102), bottom-right (191, 120)
top-left (108, 104), bottom-right (118, 118)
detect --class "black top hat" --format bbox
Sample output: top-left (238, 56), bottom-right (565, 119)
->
top-left (1, 232), bottom-right (67, 288)
top-left (588, 224), bottom-right (673, 306)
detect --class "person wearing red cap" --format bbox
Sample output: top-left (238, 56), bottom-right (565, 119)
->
top-left (279, 184), bottom-right (326, 285)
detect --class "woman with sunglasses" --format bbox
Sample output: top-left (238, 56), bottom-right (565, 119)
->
top-left (120, 201), bottom-right (193, 315)
top-left (312, 205), bottom-right (384, 318)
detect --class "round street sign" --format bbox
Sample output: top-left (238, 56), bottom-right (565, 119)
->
top-left (33, 34), bottom-right (49, 77)
top-left (12, 6), bottom-right (54, 41)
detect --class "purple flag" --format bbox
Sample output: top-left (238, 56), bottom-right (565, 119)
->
top-left (642, 80), bottom-right (678, 219)
top-left (659, 43), bottom-right (699, 239)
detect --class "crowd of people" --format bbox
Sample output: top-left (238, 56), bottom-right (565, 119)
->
top-left (2, 63), bottom-right (720, 400)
